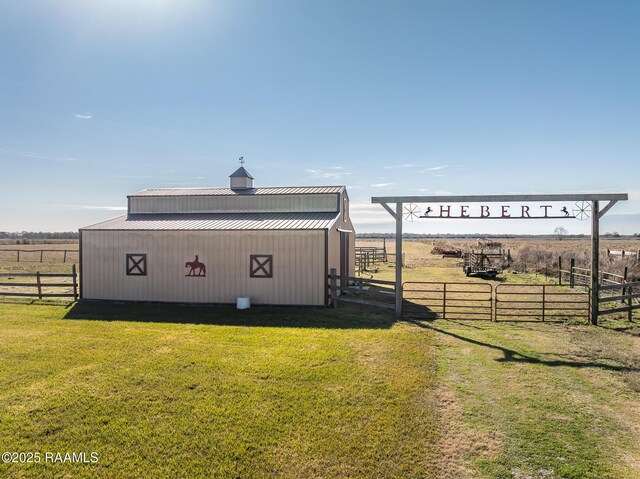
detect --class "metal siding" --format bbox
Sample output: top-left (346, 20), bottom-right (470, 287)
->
top-left (328, 227), bottom-right (341, 277)
top-left (78, 230), bottom-right (84, 299)
top-left (83, 230), bottom-right (325, 305)
top-left (129, 194), bottom-right (339, 214)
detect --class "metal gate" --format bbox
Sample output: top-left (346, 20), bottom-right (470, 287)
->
top-left (403, 282), bottom-right (493, 320)
top-left (495, 284), bottom-right (590, 322)
top-left (402, 282), bottom-right (591, 322)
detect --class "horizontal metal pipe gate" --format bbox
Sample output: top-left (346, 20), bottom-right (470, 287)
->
top-left (403, 282), bottom-right (493, 320)
top-left (403, 282), bottom-right (591, 321)
top-left (495, 284), bottom-right (590, 322)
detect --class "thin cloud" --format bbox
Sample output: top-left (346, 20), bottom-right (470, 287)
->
top-left (424, 165), bottom-right (447, 171)
top-left (384, 163), bottom-right (414, 169)
top-left (79, 205), bottom-right (127, 211)
top-left (0, 148), bottom-right (77, 162)
top-left (349, 202), bottom-right (395, 225)
top-left (350, 203), bottom-right (385, 213)
top-left (75, 113), bottom-right (93, 119)
top-left (305, 168), bottom-right (352, 179)
top-left (112, 174), bottom-right (170, 179)
top-left (353, 217), bottom-right (397, 225)
top-left (371, 183), bottom-right (395, 187)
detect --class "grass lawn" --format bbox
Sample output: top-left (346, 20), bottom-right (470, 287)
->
top-left (425, 318), bottom-right (640, 479)
top-left (1, 301), bottom-right (640, 478)
top-left (0, 301), bottom-right (437, 479)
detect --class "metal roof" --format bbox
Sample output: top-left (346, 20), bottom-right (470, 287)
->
top-left (229, 166), bottom-right (254, 179)
top-left (82, 212), bottom-right (340, 231)
top-left (129, 186), bottom-right (344, 197)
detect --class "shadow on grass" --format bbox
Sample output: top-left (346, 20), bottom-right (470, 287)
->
top-left (62, 300), bottom-right (396, 330)
top-left (597, 318), bottom-right (640, 337)
top-left (605, 325), bottom-right (640, 337)
top-left (402, 300), bottom-right (495, 321)
top-left (0, 298), bottom-right (76, 308)
top-left (407, 319), bottom-right (640, 372)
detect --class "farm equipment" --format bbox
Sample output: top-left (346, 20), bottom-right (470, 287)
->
top-left (463, 250), bottom-right (509, 278)
top-left (431, 246), bottom-right (463, 258)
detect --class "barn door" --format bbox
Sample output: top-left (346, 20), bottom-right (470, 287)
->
top-left (340, 231), bottom-right (350, 282)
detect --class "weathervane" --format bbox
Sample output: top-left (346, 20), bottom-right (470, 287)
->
top-left (239, 156), bottom-right (245, 166)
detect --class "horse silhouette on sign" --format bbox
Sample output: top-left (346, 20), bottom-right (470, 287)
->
top-left (185, 255), bottom-right (206, 277)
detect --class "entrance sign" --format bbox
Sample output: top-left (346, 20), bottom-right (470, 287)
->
top-left (404, 201), bottom-right (596, 221)
top-left (402, 202), bottom-right (594, 220)
top-left (372, 193), bottom-right (628, 323)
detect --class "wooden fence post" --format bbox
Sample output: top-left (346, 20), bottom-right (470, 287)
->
top-left (72, 264), bottom-right (78, 301)
top-left (36, 272), bottom-right (42, 299)
top-left (40, 250), bottom-right (43, 263)
top-left (558, 256), bottom-right (562, 285)
top-left (570, 258), bottom-right (575, 289)
top-left (329, 268), bottom-right (337, 308)
top-left (63, 250), bottom-right (67, 263)
top-left (17, 250), bottom-right (20, 262)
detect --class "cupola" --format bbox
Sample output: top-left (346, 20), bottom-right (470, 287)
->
top-left (229, 158), bottom-right (254, 190)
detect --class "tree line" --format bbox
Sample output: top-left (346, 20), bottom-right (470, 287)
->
top-left (0, 232), bottom-right (79, 240)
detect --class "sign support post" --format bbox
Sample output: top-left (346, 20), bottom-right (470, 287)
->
top-left (591, 200), bottom-right (599, 325)
top-left (395, 202), bottom-right (403, 319)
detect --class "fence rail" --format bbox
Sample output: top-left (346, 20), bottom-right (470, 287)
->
top-left (0, 265), bottom-right (78, 300)
top-left (607, 249), bottom-right (640, 261)
top-left (403, 282), bottom-right (493, 320)
top-left (355, 245), bottom-right (388, 273)
top-left (0, 249), bottom-right (79, 263)
top-left (599, 280), bottom-right (640, 320)
top-left (332, 271), bottom-right (633, 322)
top-left (495, 284), bottom-right (590, 322)
top-left (401, 282), bottom-right (590, 322)
top-left (328, 268), bottom-right (395, 310)
top-left (558, 257), bottom-right (632, 289)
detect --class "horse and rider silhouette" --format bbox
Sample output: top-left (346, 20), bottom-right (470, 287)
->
top-left (185, 255), bottom-right (206, 277)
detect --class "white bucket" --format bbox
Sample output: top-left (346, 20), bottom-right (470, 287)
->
top-left (236, 296), bottom-right (251, 309)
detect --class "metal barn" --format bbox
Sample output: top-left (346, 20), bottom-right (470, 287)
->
top-left (79, 167), bottom-right (355, 306)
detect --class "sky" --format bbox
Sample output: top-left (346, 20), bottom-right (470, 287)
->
top-left (1, 0), bottom-right (639, 235)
